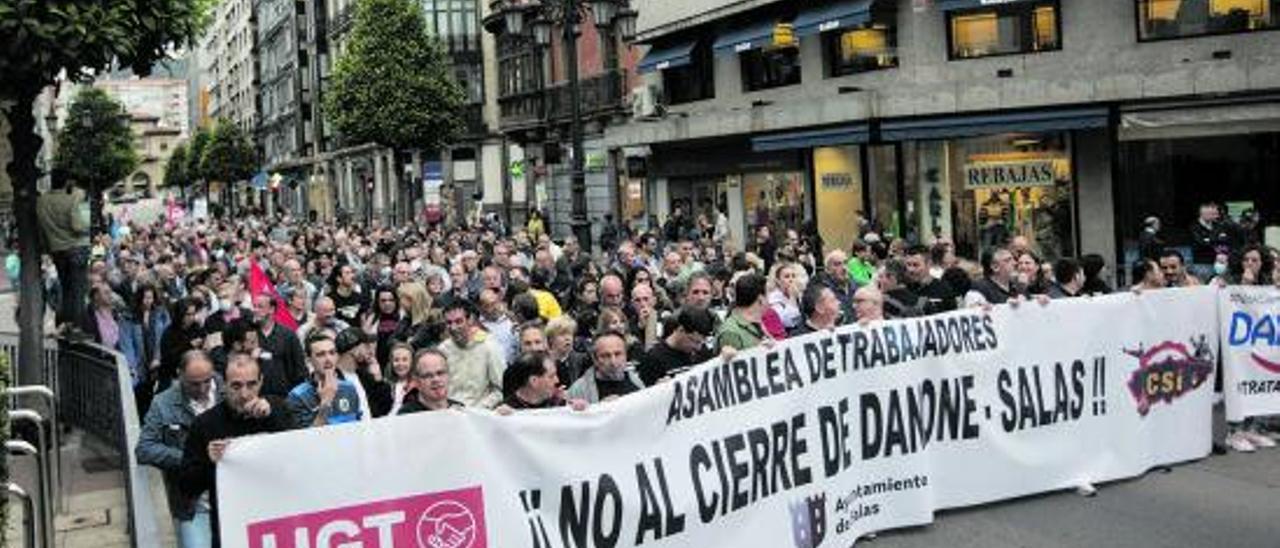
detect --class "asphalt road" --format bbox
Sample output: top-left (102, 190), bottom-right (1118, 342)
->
top-left (870, 447), bottom-right (1280, 548)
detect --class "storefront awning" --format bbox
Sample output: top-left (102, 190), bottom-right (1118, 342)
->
top-left (880, 107), bottom-right (1110, 141)
top-left (638, 40), bottom-right (697, 73)
top-left (1119, 102), bottom-right (1280, 141)
top-left (935, 0), bottom-right (1036, 11)
top-left (752, 124), bottom-right (870, 152)
top-left (793, 0), bottom-right (873, 37)
top-left (712, 19), bottom-right (777, 56)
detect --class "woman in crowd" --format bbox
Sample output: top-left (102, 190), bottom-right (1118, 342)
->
top-left (131, 283), bottom-right (171, 413)
top-left (1222, 244), bottom-right (1278, 452)
top-left (545, 316), bottom-right (590, 387)
top-left (386, 342), bottom-right (415, 416)
top-left (597, 307), bottom-right (642, 362)
top-left (373, 286), bottom-right (404, 367)
top-left (1016, 251), bottom-right (1050, 295)
top-left (766, 262), bottom-right (802, 336)
top-left (395, 281), bottom-right (443, 350)
top-left (1130, 258), bottom-right (1166, 291)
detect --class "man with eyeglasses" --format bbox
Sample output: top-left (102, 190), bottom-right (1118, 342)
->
top-left (180, 352), bottom-right (293, 548)
top-left (137, 350), bottom-right (221, 548)
top-left (287, 334), bottom-right (366, 428)
top-left (639, 307), bottom-right (716, 386)
top-left (399, 349), bottom-right (465, 414)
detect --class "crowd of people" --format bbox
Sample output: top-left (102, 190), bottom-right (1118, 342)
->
top-left (28, 168), bottom-right (1280, 547)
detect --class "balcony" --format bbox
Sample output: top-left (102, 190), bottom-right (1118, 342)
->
top-left (498, 88), bottom-right (545, 131)
top-left (545, 69), bottom-right (625, 122)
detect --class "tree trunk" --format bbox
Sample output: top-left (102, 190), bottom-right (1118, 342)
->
top-left (7, 89), bottom-right (49, 386)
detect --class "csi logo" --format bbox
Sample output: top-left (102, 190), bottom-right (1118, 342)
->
top-left (1124, 339), bottom-right (1214, 417)
top-left (249, 487), bottom-right (487, 548)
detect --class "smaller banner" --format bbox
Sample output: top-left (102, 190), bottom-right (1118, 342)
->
top-left (963, 160), bottom-right (1056, 190)
top-left (1220, 285), bottom-right (1280, 421)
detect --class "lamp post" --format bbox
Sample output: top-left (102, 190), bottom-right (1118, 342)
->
top-left (487, 0), bottom-right (636, 254)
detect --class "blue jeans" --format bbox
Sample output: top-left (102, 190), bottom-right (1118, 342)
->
top-left (176, 506), bottom-right (212, 548)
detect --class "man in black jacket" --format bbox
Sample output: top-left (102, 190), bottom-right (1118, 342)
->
top-left (180, 353), bottom-right (293, 547)
top-left (638, 307), bottom-right (715, 386)
top-left (904, 245), bottom-right (958, 315)
top-left (252, 294), bottom-right (308, 394)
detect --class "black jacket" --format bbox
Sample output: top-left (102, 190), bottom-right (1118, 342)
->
top-left (179, 398), bottom-right (293, 547)
top-left (258, 324), bottom-right (308, 398)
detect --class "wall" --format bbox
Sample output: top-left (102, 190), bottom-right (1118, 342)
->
top-left (608, 0), bottom-right (1280, 149)
top-left (1075, 128), bottom-right (1117, 281)
top-left (812, 146), bottom-right (863, 255)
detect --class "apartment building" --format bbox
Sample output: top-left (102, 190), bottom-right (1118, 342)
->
top-left (608, 0), bottom-right (1280, 279)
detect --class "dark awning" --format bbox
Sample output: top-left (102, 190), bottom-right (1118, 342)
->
top-left (712, 19), bottom-right (778, 57)
top-left (793, 0), bottom-right (873, 37)
top-left (935, 0), bottom-right (1036, 11)
top-left (880, 107), bottom-right (1110, 141)
top-left (638, 40), bottom-right (697, 73)
top-left (752, 124), bottom-right (870, 152)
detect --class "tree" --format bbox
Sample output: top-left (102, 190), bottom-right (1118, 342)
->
top-left (54, 86), bottom-right (138, 235)
top-left (1, 0), bottom-right (211, 387)
top-left (186, 125), bottom-right (210, 182)
top-left (324, 0), bottom-right (465, 219)
top-left (200, 118), bottom-right (257, 183)
top-left (163, 141), bottom-right (188, 197)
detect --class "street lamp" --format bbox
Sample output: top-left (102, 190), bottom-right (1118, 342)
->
top-left (487, 0), bottom-right (632, 254)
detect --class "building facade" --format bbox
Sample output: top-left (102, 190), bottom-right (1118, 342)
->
top-left (203, 0), bottom-right (261, 134)
top-left (608, 0), bottom-right (1280, 282)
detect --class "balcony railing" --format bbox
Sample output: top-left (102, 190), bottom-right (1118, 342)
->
top-left (496, 68), bottom-right (625, 132)
top-left (460, 103), bottom-right (487, 138)
top-left (545, 68), bottom-right (625, 122)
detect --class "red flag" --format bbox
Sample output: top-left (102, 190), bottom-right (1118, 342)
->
top-left (249, 260), bottom-right (298, 330)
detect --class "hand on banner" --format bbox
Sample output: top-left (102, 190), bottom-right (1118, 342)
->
top-left (1009, 295), bottom-right (1026, 309)
top-left (1035, 294), bottom-right (1050, 307)
top-left (719, 347), bottom-right (738, 362)
top-left (568, 399), bottom-right (589, 412)
top-left (494, 405), bottom-right (514, 416)
top-left (208, 439), bottom-right (230, 463)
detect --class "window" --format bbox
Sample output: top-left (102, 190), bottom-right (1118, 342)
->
top-left (1138, 0), bottom-right (1279, 40)
top-left (740, 47), bottom-right (801, 92)
top-left (948, 1), bottom-right (1060, 59)
top-left (826, 23), bottom-right (898, 76)
top-left (662, 41), bottom-right (715, 105)
top-left (423, 0), bottom-right (480, 53)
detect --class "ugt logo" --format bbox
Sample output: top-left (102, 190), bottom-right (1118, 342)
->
top-left (1227, 311), bottom-right (1280, 374)
top-left (247, 486), bottom-right (487, 548)
top-left (1124, 337), bottom-right (1214, 416)
top-left (789, 493), bottom-right (827, 548)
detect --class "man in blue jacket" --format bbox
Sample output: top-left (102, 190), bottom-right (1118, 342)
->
top-left (287, 333), bottom-right (365, 428)
top-left (136, 350), bottom-right (222, 548)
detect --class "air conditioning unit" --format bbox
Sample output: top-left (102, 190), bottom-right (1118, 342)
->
top-left (631, 84), bottom-right (666, 120)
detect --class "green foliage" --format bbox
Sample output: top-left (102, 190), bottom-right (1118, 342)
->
top-left (187, 126), bottom-right (211, 181)
top-left (200, 118), bottom-right (258, 183)
top-left (163, 142), bottom-right (188, 188)
top-left (53, 87), bottom-right (138, 189)
top-left (324, 0), bottom-right (465, 152)
top-left (0, 0), bottom-right (212, 97)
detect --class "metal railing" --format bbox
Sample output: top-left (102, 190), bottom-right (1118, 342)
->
top-left (7, 483), bottom-right (36, 548)
top-left (3, 332), bottom-right (161, 548)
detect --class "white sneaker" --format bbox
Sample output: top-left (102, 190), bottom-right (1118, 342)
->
top-left (1242, 430), bottom-right (1277, 448)
top-left (1225, 431), bottom-right (1257, 452)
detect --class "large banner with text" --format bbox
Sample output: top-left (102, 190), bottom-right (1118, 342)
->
top-left (218, 287), bottom-right (1217, 548)
top-left (1220, 285), bottom-right (1280, 421)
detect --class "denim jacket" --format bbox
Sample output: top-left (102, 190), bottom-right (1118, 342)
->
top-left (135, 380), bottom-right (223, 520)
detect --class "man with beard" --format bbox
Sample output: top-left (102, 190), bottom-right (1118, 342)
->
top-left (568, 331), bottom-right (646, 403)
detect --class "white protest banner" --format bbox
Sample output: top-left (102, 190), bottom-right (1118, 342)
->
top-left (217, 287), bottom-right (1216, 548)
top-left (1220, 285), bottom-right (1280, 421)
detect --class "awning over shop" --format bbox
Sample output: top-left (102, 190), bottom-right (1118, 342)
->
top-left (880, 107), bottom-right (1110, 141)
top-left (752, 124), bottom-right (870, 152)
top-left (935, 0), bottom-right (1036, 11)
top-left (637, 40), bottom-right (697, 73)
top-left (712, 19), bottom-right (777, 56)
top-left (793, 0), bottom-right (873, 37)
top-left (1119, 102), bottom-right (1280, 141)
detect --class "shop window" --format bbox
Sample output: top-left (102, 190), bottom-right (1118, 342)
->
top-left (743, 172), bottom-right (806, 234)
top-left (905, 133), bottom-right (1076, 261)
top-left (663, 42), bottom-right (715, 105)
top-left (826, 24), bottom-right (898, 77)
top-left (1137, 0), bottom-right (1279, 40)
top-left (740, 47), bottom-right (802, 92)
top-left (948, 1), bottom-right (1061, 59)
